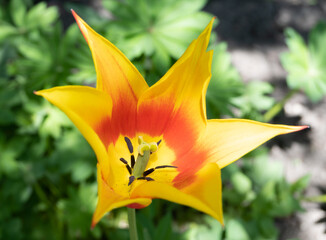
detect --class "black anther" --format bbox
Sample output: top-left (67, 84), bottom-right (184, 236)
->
top-left (143, 168), bottom-right (154, 177)
top-left (137, 177), bottom-right (154, 181)
top-left (120, 157), bottom-right (132, 175)
top-left (120, 157), bottom-right (128, 165)
top-left (155, 165), bottom-right (177, 169)
top-left (124, 137), bottom-right (133, 153)
top-left (157, 140), bottom-right (162, 146)
top-left (126, 165), bottom-right (132, 175)
top-left (128, 176), bottom-right (135, 186)
top-left (130, 155), bottom-right (135, 168)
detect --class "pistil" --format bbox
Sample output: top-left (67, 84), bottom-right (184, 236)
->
top-left (132, 136), bottom-right (158, 178)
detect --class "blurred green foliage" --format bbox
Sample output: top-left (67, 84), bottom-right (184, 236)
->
top-left (281, 21), bottom-right (326, 102)
top-left (103, 0), bottom-right (213, 77)
top-left (0, 0), bottom-right (311, 239)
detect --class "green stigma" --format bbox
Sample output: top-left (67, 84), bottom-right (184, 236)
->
top-left (132, 136), bottom-right (158, 178)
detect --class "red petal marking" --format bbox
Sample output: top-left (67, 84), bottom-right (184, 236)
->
top-left (172, 148), bottom-right (208, 189)
top-left (127, 203), bottom-right (147, 209)
top-left (137, 100), bottom-right (199, 156)
top-left (137, 98), bottom-right (174, 136)
top-left (95, 96), bottom-right (137, 146)
top-left (138, 100), bottom-right (207, 188)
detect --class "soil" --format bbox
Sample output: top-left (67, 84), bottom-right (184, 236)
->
top-left (204, 0), bottom-right (326, 239)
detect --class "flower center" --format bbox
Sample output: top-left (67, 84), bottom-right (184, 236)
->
top-left (120, 136), bottom-right (177, 186)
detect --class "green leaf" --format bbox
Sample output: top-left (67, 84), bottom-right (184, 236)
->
top-left (137, 212), bottom-right (155, 240)
top-left (231, 172), bottom-right (252, 195)
top-left (0, 23), bottom-right (18, 42)
top-left (0, 147), bottom-right (20, 176)
top-left (185, 215), bottom-right (222, 240)
top-left (57, 183), bottom-right (97, 239)
top-left (152, 39), bottom-right (171, 76)
top-left (233, 81), bottom-right (275, 120)
top-left (26, 2), bottom-right (58, 30)
top-left (10, 0), bottom-right (27, 27)
top-left (305, 194), bottom-right (326, 203)
top-left (281, 22), bottom-right (326, 102)
top-left (154, 212), bottom-right (173, 240)
top-left (17, 41), bottom-right (44, 61)
top-left (0, 218), bottom-right (23, 240)
top-left (70, 160), bottom-right (94, 183)
top-left (156, 0), bottom-right (207, 23)
top-left (103, 0), bottom-right (213, 64)
top-left (248, 156), bottom-right (283, 186)
top-left (207, 43), bottom-right (243, 118)
top-left (0, 109), bottom-right (15, 125)
top-left (290, 174), bottom-right (310, 193)
top-left (226, 219), bottom-right (250, 240)
top-left (258, 217), bottom-right (278, 239)
top-left (39, 105), bottom-right (70, 138)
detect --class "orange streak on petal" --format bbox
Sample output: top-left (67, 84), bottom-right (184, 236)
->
top-left (172, 148), bottom-right (208, 189)
top-left (138, 97), bottom-right (208, 187)
top-left (96, 97), bottom-right (138, 146)
top-left (137, 98), bottom-right (174, 137)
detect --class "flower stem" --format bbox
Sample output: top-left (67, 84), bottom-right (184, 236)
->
top-left (263, 88), bottom-right (299, 122)
top-left (127, 208), bottom-right (138, 240)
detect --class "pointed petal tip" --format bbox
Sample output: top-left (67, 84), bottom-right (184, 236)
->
top-left (71, 9), bottom-right (77, 16)
top-left (292, 125), bottom-right (310, 132)
top-left (71, 9), bottom-right (79, 22)
top-left (71, 9), bottom-right (90, 44)
top-left (90, 220), bottom-right (97, 230)
top-left (71, 9), bottom-right (83, 24)
top-left (33, 89), bottom-right (49, 97)
top-left (33, 89), bottom-right (47, 96)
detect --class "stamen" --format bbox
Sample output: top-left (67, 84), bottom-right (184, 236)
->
top-left (155, 165), bottom-right (178, 169)
top-left (143, 165), bottom-right (178, 177)
top-left (143, 168), bottom-right (154, 177)
top-left (120, 158), bottom-right (132, 175)
top-left (130, 155), bottom-right (135, 169)
top-left (137, 177), bottom-right (154, 181)
top-left (157, 140), bottom-right (162, 146)
top-left (124, 137), bottom-right (133, 153)
top-left (119, 157), bottom-right (128, 165)
top-left (128, 176), bottom-right (135, 186)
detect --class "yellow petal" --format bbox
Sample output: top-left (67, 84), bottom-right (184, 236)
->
top-left (71, 10), bottom-right (148, 101)
top-left (92, 164), bottom-right (151, 228)
top-left (137, 18), bottom-right (215, 134)
top-left (131, 163), bottom-right (223, 224)
top-left (35, 86), bottom-right (112, 175)
top-left (202, 119), bottom-right (308, 168)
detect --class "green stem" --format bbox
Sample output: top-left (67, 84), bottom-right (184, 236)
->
top-left (263, 89), bottom-right (299, 122)
top-left (303, 194), bottom-right (326, 203)
top-left (127, 208), bottom-right (138, 240)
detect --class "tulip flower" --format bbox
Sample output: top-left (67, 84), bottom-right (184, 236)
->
top-left (35, 10), bottom-right (307, 236)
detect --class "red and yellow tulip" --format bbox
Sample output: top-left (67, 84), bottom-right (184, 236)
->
top-left (35, 11), bottom-right (307, 227)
